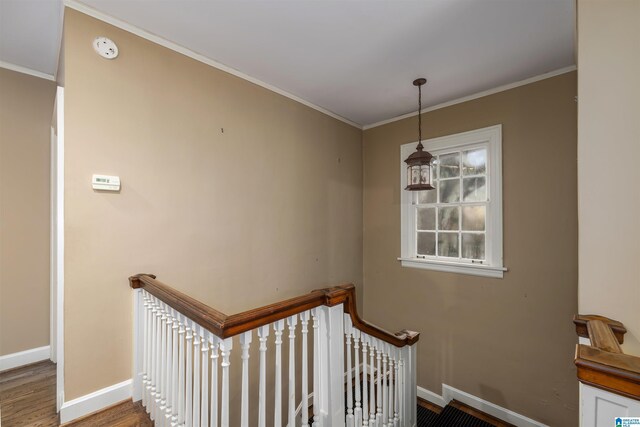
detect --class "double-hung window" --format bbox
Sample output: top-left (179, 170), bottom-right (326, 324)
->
top-left (399, 125), bottom-right (505, 278)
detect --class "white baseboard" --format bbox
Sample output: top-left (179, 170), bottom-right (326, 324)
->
top-left (417, 384), bottom-right (548, 427)
top-left (443, 384), bottom-right (548, 427)
top-left (0, 346), bottom-right (51, 372)
top-left (59, 379), bottom-right (132, 424)
top-left (417, 385), bottom-right (448, 408)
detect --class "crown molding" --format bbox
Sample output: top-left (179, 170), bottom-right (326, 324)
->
top-left (363, 65), bottom-right (577, 130)
top-left (0, 61), bottom-right (56, 81)
top-left (63, 0), bottom-right (362, 129)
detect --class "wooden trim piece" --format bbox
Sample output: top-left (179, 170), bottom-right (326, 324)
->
top-left (573, 314), bottom-right (627, 344)
top-left (129, 274), bottom-right (419, 346)
top-left (573, 314), bottom-right (640, 401)
top-left (587, 320), bottom-right (623, 353)
top-left (575, 344), bottom-right (640, 401)
top-left (417, 397), bottom-right (442, 415)
top-left (130, 274), bottom-right (226, 336)
top-left (338, 283), bottom-right (420, 346)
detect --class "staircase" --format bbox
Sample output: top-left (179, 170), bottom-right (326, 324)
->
top-left (129, 274), bottom-right (419, 427)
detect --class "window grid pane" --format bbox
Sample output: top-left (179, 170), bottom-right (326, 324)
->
top-left (415, 146), bottom-right (488, 262)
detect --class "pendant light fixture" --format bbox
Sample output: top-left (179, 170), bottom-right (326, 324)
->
top-left (404, 78), bottom-right (435, 191)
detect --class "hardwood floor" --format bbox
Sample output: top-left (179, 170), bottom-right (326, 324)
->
top-left (417, 396), bottom-right (443, 415)
top-left (0, 361), bottom-right (57, 426)
top-left (0, 361), bottom-right (152, 426)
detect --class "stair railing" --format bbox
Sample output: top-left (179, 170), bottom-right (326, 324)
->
top-left (130, 274), bottom-right (419, 427)
top-left (573, 314), bottom-right (640, 425)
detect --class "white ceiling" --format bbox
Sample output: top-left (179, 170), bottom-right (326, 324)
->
top-left (0, 0), bottom-right (62, 78)
top-left (0, 0), bottom-right (575, 126)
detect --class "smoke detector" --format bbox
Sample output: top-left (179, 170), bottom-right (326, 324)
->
top-left (93, 37), bottom-right (118, 59)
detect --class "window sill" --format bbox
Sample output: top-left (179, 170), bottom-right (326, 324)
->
top-left (397, 257), bottom-right (507, 278)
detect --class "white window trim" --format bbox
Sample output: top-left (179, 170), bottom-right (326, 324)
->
top-left (399, 124), bottom-right (506, 278)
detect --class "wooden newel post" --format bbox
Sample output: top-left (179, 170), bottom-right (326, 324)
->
top-left (129, 273), bottom-right (157, 289)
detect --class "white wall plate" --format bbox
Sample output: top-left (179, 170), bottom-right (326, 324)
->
top-left (92, 174), bottom-right (120, 191)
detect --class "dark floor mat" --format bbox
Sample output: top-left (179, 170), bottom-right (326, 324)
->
top-left (417, 404), bottom-right (440, 426)
top-left (431, 404), bottom-right (495, 427)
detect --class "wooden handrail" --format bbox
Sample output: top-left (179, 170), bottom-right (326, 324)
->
top-left (130, 274), bottom-right (419, 347)
top-left (573, 314), bottom-right (640, 401)
top-left (573, 314), bottom-right (627, 344)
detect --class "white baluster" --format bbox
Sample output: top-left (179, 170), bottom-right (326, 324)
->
top-left (362, 334), bottom-right (369, 427)
top-left (257, 325), bottom-right (269, 427)
top-left (353, 329), bottom-right (362, 427)
top-left (210, 335), bottom-right (219, 427)
top-left (287, 315), bottom-right (298, 427)
top-left (300, 311), bottom-right (310, 427)
top-left (369, 337), bottom-right (376, 426)
top-left (382, 349), bottom-right (388, 427)
top-left (147, 295), bottom-right (155, 409)
top-left (274, 319), bottom-right (285, 427)
top-left (160, 306), bottom-right (168, 426)
top-left (387, 346), bottom-right (394, 427)
top-left (311, 309), bottom-right (320, 427)
top-left (344, 315), bottom-right (354, 427)
top-left (240, 331), bottom-right (252, 427)
top-left (220, 337), bottom-right (233, 427)
top-left (393, 348), bottom-right (400, 427)
top-left (142, 296), bottom-right (149, 408)
top-left (393, 346), bottom-right (399, 427)
top-left (376, 341), bottom-right (383, 426)
top-left (185, 322), bottom-right (193, 427)
top-left (171, 310), bottom-right (179, 426)
top-left (148, 299), bottom-right (157, 417)
top-left (398, 352), bottom-right (404, 426)
top-left (177, 314), bottom-right (186, 426)
top-left (159, 303), bottom-right (168, 427)
top-left (146, 299), bottom-right (156, 420)
top-left (165, 309), bottom-right (175, 424)
top-left (201, 329), bottom-right (210, 427)
top-left (155, 302), bottom-right (163, 423)
top-left (193, 323), bottom-right (201, 427)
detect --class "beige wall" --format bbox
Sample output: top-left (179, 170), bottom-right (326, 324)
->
top-left (577, 0), bottom-right (640, 355)
top-left (363, 72), bottom-right (578, 426)
top-left (0, 68), bottom-right (56, 356)
top-left (63, 9), bottom-right (362, 399)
